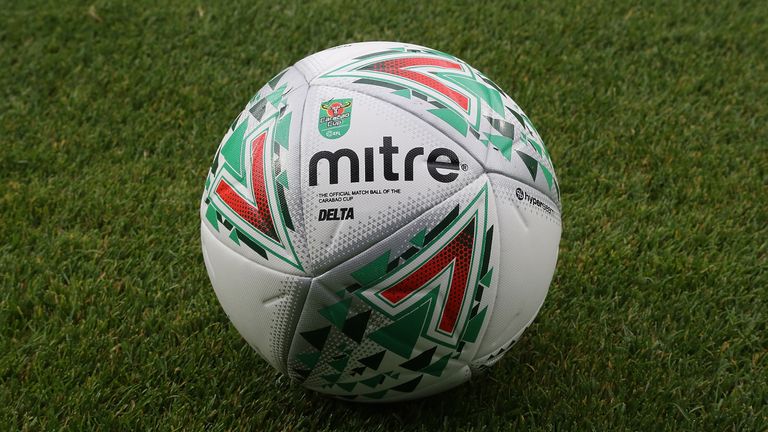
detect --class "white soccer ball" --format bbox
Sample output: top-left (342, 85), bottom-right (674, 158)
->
top-left (200, 42), bottom-right (561, 402)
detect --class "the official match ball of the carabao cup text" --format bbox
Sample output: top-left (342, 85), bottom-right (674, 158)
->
top-left (200, 42), bottom-right (561, 402)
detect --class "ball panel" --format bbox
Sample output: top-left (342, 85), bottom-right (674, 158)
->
top-left (200, 67), bottom-right (312, 276)
top-left (285, 175), bottom-right (499, 401)
top-left (473, 173), bottom-right (561, 361)
top-left (298, 84), bottom-right (484, 274)
top-left (201, 220), bottom-right (311, 373)
top-left (301, 41), bottom-right (561, 208)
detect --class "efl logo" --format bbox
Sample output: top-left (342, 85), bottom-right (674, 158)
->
top-left (318, 98), bottom-right (352, 139)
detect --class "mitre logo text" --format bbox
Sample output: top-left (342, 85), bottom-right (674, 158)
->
top-left (308, 136), bottom-right (463, 186)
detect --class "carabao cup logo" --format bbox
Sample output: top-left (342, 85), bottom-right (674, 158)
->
top-left (318, 98), bottom-right (353, 139)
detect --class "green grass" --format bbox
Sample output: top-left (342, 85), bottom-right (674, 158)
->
top-left (2, 0), bottom-right (766, 430)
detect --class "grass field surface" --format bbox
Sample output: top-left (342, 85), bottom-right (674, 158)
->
top-left (2, 1), bottom-right (766, 430)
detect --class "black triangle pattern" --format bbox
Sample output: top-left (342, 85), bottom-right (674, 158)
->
top-left (399, 346), bottom-right (436, 371)
top-left (516, 150), bottom-right (539, 181)
top-left (358, 350), bottom-right (386, 370)
top-left (341, 310), bottom-right (371, 343)
top-left (485, 116), bottom-right (515, 139)
top-left (424, 205), bottom-right (459, 245)
top-left (391, 375), bottom-right (423, 393)
top-left (506, 105), bottom-right (533, 134)
top-left (268, 70), bottom-right (287, 89)
top-left (249, 98), bottom-right (267, 121)
top-left (300, 326), bottom-right (331, 351)
top-left (294, 369), bottom-right (311, 380)
top-left (345, 283), bottom-right (362, 293)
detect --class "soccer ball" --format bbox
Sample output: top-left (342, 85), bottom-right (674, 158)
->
top-left (200, 42), bottom-right (561, 402)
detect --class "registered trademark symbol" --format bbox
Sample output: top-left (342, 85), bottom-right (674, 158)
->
top-left (460, 163), bottom-right (468, 171)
